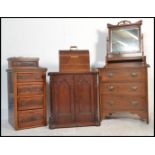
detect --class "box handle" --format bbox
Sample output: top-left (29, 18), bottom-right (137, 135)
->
top-left (70, 46), bottom-right (78, 50)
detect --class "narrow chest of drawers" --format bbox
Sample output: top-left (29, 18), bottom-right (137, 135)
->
top-left (98, 65), bottom-right (149, 123)
top-left (6, 57), bottom-right (47, 130)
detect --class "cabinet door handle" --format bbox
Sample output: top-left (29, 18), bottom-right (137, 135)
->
top-left (108, 72), bottom-right (113, 77)
top-left (131, 72), bottom-right (137, 77)
top-left (131, 101), bottom-right (139, 106)
top-left (108, 85), bottom-right (114, 91)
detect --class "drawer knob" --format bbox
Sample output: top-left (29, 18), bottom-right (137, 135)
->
top-left (131, 101), bottom-right (139, 106)
top-left (131, 72), bottom-right (137, 77)
top-left (108, 85), bottom-right (114, 91)
top-left (131, 86), bottom-right (138, 91)
top-left (108, 72), bottom-right (113, 77)
top-left (107, 101), bottom-right (114, 106)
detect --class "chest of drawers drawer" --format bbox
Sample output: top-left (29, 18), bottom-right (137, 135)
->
top-left (17, 96), bottom-right (44, 111)
top-left (17, 83), bottom-right (44, 96)
top-left (101, 68), bottom-right (146, 82)
top-left (18, 109), bottom-right (44, 128)
top-left (17, 72), bottom-right (44, 82)
top-left (100, 82), bottom-right (145, 95)
top-left (102, 95), bottom-right (146, 111)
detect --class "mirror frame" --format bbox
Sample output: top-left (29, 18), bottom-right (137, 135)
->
top-left (107, 20), bottom-right (143, 57)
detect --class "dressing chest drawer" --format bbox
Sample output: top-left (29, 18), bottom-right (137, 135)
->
top-left (102, 95), bottom-right (146, 111)
top-left (100, 82), bottom-right (145, 95)
top-left (101, 68), bottom-right (146, 82)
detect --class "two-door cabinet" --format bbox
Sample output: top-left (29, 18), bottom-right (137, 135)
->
top-left (48, 72), bottom-right (100, 129)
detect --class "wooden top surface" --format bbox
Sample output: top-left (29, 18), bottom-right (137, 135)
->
top-left (7, 57), bottom-right (39, 61)
top-left (48, 71), bottom-right (97, 76)
top-left (6, 67), bottom-right (47, 72)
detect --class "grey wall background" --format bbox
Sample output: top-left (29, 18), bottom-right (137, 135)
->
top-left (1, 18), bottom-right (154, 121)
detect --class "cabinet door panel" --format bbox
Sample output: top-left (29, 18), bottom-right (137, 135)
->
top-left (51, 75), bottom-right (75, 126)
top-left (74, 75), bottom-right (96, 124)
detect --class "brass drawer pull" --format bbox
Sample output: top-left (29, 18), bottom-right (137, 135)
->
top-left (131, 72), bottom-right (137, 77)
top-left (108, 85), bottom-right (115, 91)
top-left (108, 72), bottom-right (113, 77)
top-left (107, 101), bottom-right (114, 106)
top-left (131, 101), bottom-right (139, 106)
top-left (131, 86), bottom-right (138, 91)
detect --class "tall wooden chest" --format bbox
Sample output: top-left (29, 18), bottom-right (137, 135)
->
top-left (6, 57), bottom-right (47, 130)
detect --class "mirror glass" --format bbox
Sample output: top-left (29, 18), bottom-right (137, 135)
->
top-left (111, 27), bottom-right (140, 53)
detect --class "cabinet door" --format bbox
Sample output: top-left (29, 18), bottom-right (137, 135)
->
top-left (74, 74), bottom-right (98, 126)
top-left (51, 75), bottom-right (75, 128)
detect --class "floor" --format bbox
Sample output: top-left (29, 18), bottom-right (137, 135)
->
top-left (1, 112), bottom-right (154, 136)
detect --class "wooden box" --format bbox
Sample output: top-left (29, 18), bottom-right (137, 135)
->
top-left (59, 46), bottom-right (90, 72)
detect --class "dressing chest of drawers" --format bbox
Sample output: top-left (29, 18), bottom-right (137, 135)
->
top-left (98, 58), bottom-right (149, 123)
top-left (98, 20), bottom-right (149, 123)
top-left (6, 57), bottom-right (47, 130)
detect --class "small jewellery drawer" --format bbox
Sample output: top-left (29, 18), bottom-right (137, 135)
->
top-left (17, 72), bottom-right (44, 82)
top-left (17, 96), bottom-right (44, 111)
top-left (18, 109), bottom-right (44, 128)
top-left (102, 95), bottom-right (146, 110)
top-left (9, 60), bottom-right (38, 68)
top-left (101, 83), bottom-right (145, 95)
top-left (101, 68), bottom-right (146, 82)
top-left (17, 84), bottom-right (44, 96)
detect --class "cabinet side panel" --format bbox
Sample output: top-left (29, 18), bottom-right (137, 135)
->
top-left (7, 72), bottom-right (15, 128)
